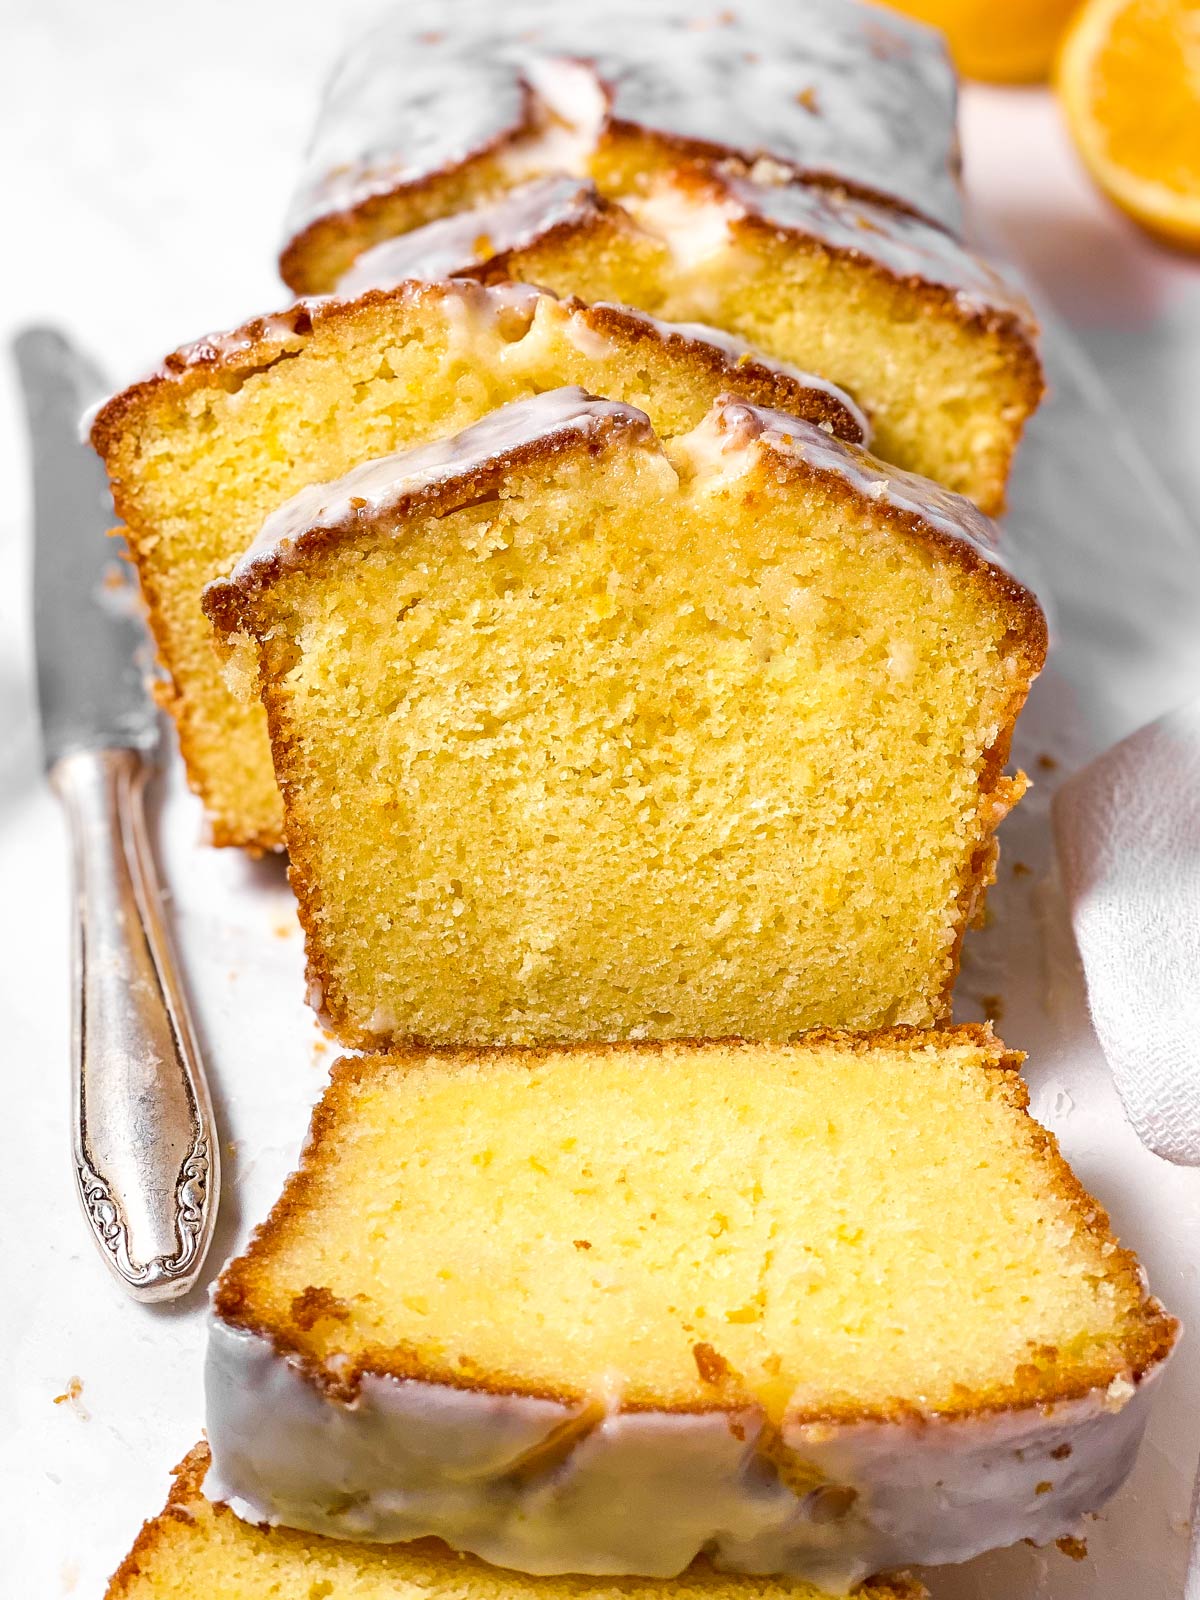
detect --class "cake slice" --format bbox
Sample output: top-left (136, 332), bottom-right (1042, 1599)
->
top-left (90, 280), bottom-right (861, 851)
top-left (338, 166), bottom-right (1042, 513)
top-left (107, 1447), bottom-right (926, 1600)
top-left (204, 388), bottom-right (1045, 1048)
top-left (279, 0), bottom-right (962, 297)
top-left (204, 1032), bottom-right (1175, 1588)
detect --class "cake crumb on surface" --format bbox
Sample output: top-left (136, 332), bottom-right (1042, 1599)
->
top-left (52, 1377), bottom-right (89, 1419)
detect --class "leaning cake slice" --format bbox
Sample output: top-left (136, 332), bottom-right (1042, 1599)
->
top-left (204, 1032), bottom-right (1174, 1590)
top-left (339, 167), bottom-right (1041, 514)
top-left (204, 388), bottom-right (1045, 1048)
top-left (91, 280), bottom-right (860, 851)
top-left (106, 1446), bottom-right (926, 1600)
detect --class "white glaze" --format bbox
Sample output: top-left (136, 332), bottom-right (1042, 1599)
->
top-left (334, 196), bottom-right (869, 441)
top-left (162, 305), bottom-right (326, 373)
top-left (502, 56), bottom-right (610, 183)
top-left (680, 396), bottom-right (1004, 563)
top-left (422, 278), bottom-right (544, 361)
top-left (283, 0), bottom-right (963, 258)
top-left (694, 390), bottom-right (1017, 553)
top-left (627, 170), bottom-right (1037, 335)
top-left (336, 162), bottom-right (1033, 356)
top-left (226, 387), bottom-right (654, 585)
top-left (335, 176), bottom-right (604, 294)
top-left (204, 1312), bottom-right (1168, 1591)
top-left (722, 171), bottom-right (1037, 332)
top-left (219, 384), bottom-right (1000, 614)
top-left (87, 303), bottom-right (332, 447)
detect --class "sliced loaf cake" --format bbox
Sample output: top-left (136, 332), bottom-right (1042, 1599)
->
top-left (91, 282), bottom-right (860, 850)
top-left (204, 1032), bottom-right (1174, 1587)
top-left (338, 168), bottom-right (1041, 513)
top-left (279, 0), bottom-right (963, 294)
top-left (204, 388), bottom-right (1045, 1047)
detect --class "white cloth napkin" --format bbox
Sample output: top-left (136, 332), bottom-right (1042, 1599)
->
top-left (1053, 699), bottom-right (1200, 1166)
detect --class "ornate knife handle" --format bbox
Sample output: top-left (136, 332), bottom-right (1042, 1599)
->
top-left (52, 747), bottom-right (219, 1302)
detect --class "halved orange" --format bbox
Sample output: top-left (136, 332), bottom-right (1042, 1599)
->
top-left (875, 0), bottom-right (1081, 82)
top-left (1057, 0), bottom-right (1200, 249)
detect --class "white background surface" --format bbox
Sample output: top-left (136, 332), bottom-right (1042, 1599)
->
top-left (3, 5), bottom-right (1200, 1597)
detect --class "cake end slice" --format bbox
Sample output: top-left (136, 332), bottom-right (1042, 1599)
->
top-left (205, 1030), bottom-right (1175, 1587)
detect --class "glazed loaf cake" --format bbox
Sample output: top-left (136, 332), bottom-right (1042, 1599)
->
top-left (282, 2), bottom-right (1040, 513)
top-left (341, 167), bottom-right (1042, 513)
top-left (279, 0), bottom-right (963, 296)
top-left (107, 1446), bottom-right (926, 1600)
top-left (204, 1032), bottom-right (1174, 1588)
top-left (204, 388), bottom-right (1045, 1048)
top-left (90, 280), bottom-right (860, 851)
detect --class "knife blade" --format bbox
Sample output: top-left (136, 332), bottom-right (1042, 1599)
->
top-left (15, 326), bottom-right (220, 1303)
top-left (24, 328), bottom-right (157, 765)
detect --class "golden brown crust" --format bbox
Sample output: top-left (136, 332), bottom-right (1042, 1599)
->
top-left (571, 299), bottom-right (865, 441)
top-left (104, 1443), bottom-right (209, 1599)
top-left (455, 164), bottom-right (1040, 384)
top-left (213, 1026), bottom-right (1176, 1429)
top-left (277, 108), bottom-right (948, 298)
top-left (469, 167), bottom-right (1043, 518)
top-left (278, 87), bottom-right (543, 296)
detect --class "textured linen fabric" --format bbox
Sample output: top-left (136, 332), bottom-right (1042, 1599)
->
top-left (1054, 699), bottom-right (1200, 1166)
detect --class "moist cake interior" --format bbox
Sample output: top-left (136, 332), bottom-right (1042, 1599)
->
top-left (487, 172), bottom-right (1040, 513)
top-left (210, 406), bottom-right (1040, 1045)
top-left (215, 1035), bottom-right (1170, 1421)
top-left (92, 286), bottom-right (856, 850)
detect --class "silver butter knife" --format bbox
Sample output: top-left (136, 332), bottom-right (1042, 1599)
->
top-left (15, 326), bottom-right (219, 1302)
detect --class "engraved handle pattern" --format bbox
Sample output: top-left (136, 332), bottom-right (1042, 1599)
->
top-left (53, 748), bottom-right (219, 1301)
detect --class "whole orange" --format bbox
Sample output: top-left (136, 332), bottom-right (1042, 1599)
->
top-left (875, 0), bottom-right (1083, 82)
